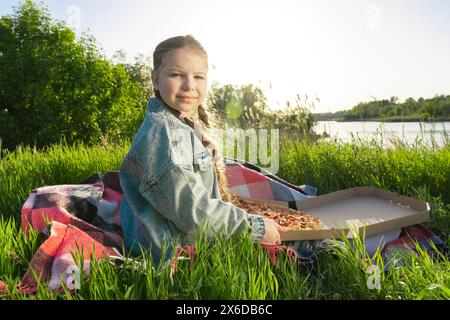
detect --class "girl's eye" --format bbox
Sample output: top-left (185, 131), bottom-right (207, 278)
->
top-left (170, 73), bottom-right (204, 79)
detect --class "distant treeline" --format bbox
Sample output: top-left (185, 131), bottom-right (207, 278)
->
top-left (314, 95), bottom-right (450, 122)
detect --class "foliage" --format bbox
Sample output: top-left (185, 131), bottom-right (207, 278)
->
top-left (0, 0), bottom-right (146, 152)
top-left (207, 82), bottom-right (269, 128)
top-left (335, 95), bottom-right (450, 121)
top-left (0, 139), bottom-right (130, 219)
top-left (0, 1), bottom-right (319, 154)
top-left (278, 133), bottom-right (450, 206)
top-left (112, 50), bottom-right (154, 102)
top-left (207, 82), bottom-right (318, 141)
top-left (0, 137), bottom-right (448, 300)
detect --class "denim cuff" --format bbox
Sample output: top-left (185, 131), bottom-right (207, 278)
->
top-left (247, 214), bottom-right (265, 243)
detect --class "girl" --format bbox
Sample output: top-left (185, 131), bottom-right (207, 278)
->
top-left (119, 35), bottom-right (286, 265)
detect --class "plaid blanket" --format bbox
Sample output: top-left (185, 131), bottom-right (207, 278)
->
top-left (382, 224), bottom-right (448, 270)
top-left (0, 158), bottom-right (446, 294)
top-left (15, 173), bottom-right (125, 294)
top-left (224, 158), bottom-right (317, 201)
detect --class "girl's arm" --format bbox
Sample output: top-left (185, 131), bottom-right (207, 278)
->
top-left (138, 163), bottom-right (266, 243)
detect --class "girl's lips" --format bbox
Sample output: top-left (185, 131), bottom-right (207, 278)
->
top-left (177, 96), bottom-right (196, 100)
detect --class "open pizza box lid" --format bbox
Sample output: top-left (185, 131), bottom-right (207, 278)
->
top-left (263, 186), bottom-right (430, 241)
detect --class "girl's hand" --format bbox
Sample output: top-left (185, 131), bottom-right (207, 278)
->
top-left (261, 218), bottom-right (288, 245)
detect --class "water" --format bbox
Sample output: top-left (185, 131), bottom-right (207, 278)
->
top-left (313, 121), bottom-right (449, 147)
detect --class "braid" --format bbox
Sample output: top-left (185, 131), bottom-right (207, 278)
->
top-left (196, 105), bottom-right (233, 202)
top-left (197, 105), bottom-right (209, 126)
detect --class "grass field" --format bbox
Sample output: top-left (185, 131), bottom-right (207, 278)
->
top-left (0, 133), bottom-right (449, 300)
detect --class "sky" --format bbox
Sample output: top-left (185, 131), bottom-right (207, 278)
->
top-left (1, 0), bottom-right (450, 113)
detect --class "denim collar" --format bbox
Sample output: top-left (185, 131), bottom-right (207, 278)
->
top-left (148, 97), bottom-right (171, 114)
top-left (148, 97), bottom-right (202, 131)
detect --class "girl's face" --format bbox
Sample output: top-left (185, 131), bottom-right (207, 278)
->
top-left (152, 47), bottom-right (208, 114)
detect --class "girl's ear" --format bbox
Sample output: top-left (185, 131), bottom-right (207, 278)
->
top-left (151, 70), bottom-right (159, 90)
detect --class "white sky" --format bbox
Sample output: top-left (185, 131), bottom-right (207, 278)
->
top-left (1, 0), bottom-right (450, 112)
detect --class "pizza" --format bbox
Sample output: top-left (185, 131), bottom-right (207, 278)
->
top-left (229, 194), bottom-right (321, 230)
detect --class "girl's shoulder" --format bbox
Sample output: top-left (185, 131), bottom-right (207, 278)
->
top-left (145, 97), bottom-right (192, 131)
top-left (127, 98), bottom-right (196, 164)
top-left (146, 97), bottom-right (184, 119)
top-left (147, 97), bottom-right (167, 114)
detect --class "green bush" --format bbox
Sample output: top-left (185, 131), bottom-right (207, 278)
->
top-left (0, 0), bottom-right (146, 152)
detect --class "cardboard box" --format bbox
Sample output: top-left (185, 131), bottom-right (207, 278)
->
top-left (264, 186), bottom-right (430, 241)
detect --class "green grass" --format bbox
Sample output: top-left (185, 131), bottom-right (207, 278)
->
top-left (277, 134), bottom-right (450, 240)
top-left (0, 135), bottom-right (449, 300)
top-left (0, 140), bottom-right (131, 220)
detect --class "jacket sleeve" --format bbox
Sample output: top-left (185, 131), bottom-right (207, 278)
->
top-left (138, 163), bottom-right (266, 243)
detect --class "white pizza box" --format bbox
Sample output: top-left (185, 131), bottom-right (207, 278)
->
top-left (261, 186), bottom-right (430, 241)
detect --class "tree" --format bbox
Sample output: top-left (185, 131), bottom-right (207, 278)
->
top-left (113, 50), bottom-right (153, 105)
top-left (207, 83), bottom-right (317, 141)
top-left (338, 95), bottom-right (449, 121)
top-left (0, 0), bottom-right (145, 151)
top-left (207, 83), bottom-right (269, 129)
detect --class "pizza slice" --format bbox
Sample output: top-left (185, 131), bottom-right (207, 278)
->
top-left (229, 194), bottom-right (322, 230)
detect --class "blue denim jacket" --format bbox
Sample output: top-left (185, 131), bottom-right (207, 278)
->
top-left (119, 97), bottom-right (265, 265)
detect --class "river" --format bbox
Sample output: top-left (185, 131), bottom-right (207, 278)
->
top-left (312, 121), bottom-right (449, 147)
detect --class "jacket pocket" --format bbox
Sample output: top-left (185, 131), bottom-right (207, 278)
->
top-left (193, 150), bottom-right (213, 171)
top-left (140, 179), bottom-right (169, 207)
top-left (139, 165), bottom-right (174, 200)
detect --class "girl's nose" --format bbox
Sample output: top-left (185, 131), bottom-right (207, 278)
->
top-left (182, 76), bottom-right (195, 91)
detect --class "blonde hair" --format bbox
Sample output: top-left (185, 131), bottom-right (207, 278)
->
top-left (152, 35), bottom-right (232, 202)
